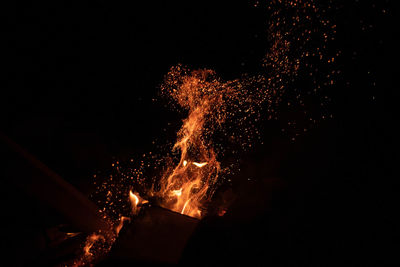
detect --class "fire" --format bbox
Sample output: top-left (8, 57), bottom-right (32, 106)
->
top-left (171, 188), bottom-right (183, 197)
top-left (156, 68), bottom-right (228, 218)
top-left (66, 232), bottom-right (80, 237)
top-left (83, 233), bottom-right (105, 257)
top-left (181, 199), bottom-right (191, 214)
top-left (115, 216), bottom-right (130, 235)
top-left (129, 190), bottom-right (148, 214)
top-left (75, 0), bottom-right (338, 264)
top-left (129, 190), bottom-right (140, 214)
top-left (192, 162), bottom-right (208, 168)
top-left (129, 191), bottom-right (139, 206)
top-left (155, 64), bottom-right (270, 218)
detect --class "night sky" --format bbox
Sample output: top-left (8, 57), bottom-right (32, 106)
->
top-left (0, 0), bottom-right (398, 266)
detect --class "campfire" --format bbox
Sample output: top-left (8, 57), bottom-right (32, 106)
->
top-left (1, 0), bottom-right (339, 266)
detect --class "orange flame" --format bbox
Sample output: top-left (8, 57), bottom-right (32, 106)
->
top-left (83, 233), bottom-right (105, 257)
top-left (71, 0), bottom-right (337, 265)
top-left (156, 68), bottom-right (228, 218)
top-left (115, 216), bottom-right (130, 235)
top-left (66, 232), bottom-right (81, 238)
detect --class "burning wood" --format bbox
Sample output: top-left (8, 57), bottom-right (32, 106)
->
top-left (1, 1), bottom-right (338, 265)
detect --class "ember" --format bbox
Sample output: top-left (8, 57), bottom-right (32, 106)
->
top-left (2, 0), bottom-right (392, 265)
top-left (2, 0), bottom-right (341, 266)
top-left (78, 0), bottom-right (338, 264)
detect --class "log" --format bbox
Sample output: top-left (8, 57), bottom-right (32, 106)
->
top-left (103, 206), bottom-right (199, 265)
top-left (0, 132), bottom-right (113, 235)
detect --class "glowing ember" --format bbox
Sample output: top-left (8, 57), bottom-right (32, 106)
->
top-left (66, 232), bottom-right (81, 238)
top-left (150, 0), bottom-right (337, 217)
top-left (218, 209), bottom-right (227, 217)
top-left (83, 234), bottom-right (104, 257)
top-left (74, 0), bottom-right (338, 264)
top-left (72, 233), bottom-right (109, 267)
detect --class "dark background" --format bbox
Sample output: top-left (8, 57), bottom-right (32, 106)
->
top-left (0, 0), bottom-right (398, 265)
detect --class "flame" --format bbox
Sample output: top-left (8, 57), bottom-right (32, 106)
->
top-left (181, 199), bottom-right (191, 214)
top-left (129, 191), bottom-right (139, 206)
top-left (66, 232), bottom-right (81, 238)
top-left (197, 209), bottom-right (202, 217)
top-left (83, 233), bottom-right (105, 257)
top-left (115, 216), bottom-right (130, 235)
top-left (71, 0), bottom-right (337, 264)
top-left (129, 190), bottom-right (140, 215)
top-left (171, 188), bottom-right (182, 197)
top-left (192, 162), bottom-right (208, 168)
top-left (157, 68), bottom-right (225, 218)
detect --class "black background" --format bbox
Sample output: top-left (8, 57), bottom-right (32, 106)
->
top-left (0, 0), bottom-right (398, 265)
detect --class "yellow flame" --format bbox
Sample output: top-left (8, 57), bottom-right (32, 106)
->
top-left (171, 188), bottom-right (182, 197)
top-left (129, 190), bottom-right (141, 215)
top-left (181, 198), bottom-right (191, 214)
top-left (192, 162), bottom-right (208, 168)
top-left (183, 160), bottom-right (188, 166)
top-left (66, 232), bottom-right (81, 238)
top-left (129, 191), bottom-right (139, 206)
